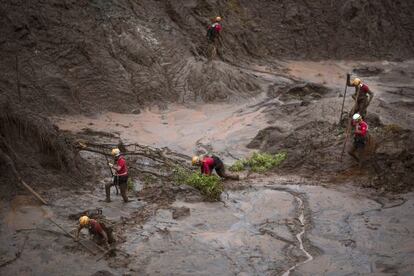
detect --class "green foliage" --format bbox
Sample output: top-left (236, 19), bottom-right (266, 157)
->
top-left (229, 152), bottom-right (287, 173)
top-left (229, 159), bottom-right (246, 172)
top-left (127, 177), bottom-right (134, 191)
top-left (173, 167), bottom-right (223, 201)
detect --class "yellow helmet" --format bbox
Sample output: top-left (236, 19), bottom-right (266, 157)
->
top-left (192, 155), bottom-right (200, 165)
top-left (215, 16), bottom-right (221, 22)
top-left (79, 215), bottom-right (90, 226)
top-left (111, 148), bottom-right (120, 156)
top-left (351, 78), bottom-right (361, 86)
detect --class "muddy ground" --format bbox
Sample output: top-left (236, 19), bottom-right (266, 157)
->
top-left (1, 1), bottom-right (414, 275)
top-left (1, 59), bottom-right (414, 275)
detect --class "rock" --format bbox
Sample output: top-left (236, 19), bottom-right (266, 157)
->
top-left (172, 206), bottom-right (190, 220)
top-left (131, 108), bottom-right (141, 114)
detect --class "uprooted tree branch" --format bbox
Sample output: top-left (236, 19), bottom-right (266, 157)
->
top-left (74, 139), bottom-right (192, 180)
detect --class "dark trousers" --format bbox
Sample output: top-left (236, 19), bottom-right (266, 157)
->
top-left (89, 222), bottom-right (115, 244)
top-left (105, 175), bottom-right (128, 202)
top-left (348, 136), bottom-right (367, 164)
top-left (212, 156), bottom-right (239, 180)
top-left (351, 96), bottom-right (368, 119)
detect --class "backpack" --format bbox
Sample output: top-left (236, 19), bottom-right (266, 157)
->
top-left (206, 23), bottom-right (219, 41)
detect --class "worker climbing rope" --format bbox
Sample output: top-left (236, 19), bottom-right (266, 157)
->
top-left (105, 148), bottom-right (129, 203)
top-left (206, 16), bottom-right (223, 60)
top-left (346, 74), bottom-right (374, 119)
top-left (76, 216), bottom-right (114, 248)
top-left (192, 154), bottom-right (239, 180)
top-left (348, 113), bottom-right (369, 166)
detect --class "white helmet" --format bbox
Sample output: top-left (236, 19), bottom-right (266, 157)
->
top-left (352, 113), bottom-right (362, 121)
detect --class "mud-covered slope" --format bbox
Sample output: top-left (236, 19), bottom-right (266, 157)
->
top-left (1, 0), bottom-right (413, 115)
top-left (241, 0), bottom-right (414, 59)
top-left (0, 0), bottom-right (262, 115)
top-left (0, 103), bottom-right (91, 199)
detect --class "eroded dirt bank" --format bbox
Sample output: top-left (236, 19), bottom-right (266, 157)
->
top-left (1, 59), bottom-right (414, 275)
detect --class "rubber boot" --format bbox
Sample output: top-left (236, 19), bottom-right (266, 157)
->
top-left (348, 151), bottom-right (359, 162)
top-left (105, 183), bottom-right (112, 202)
top-left (119, 182), bottom-right (129, 203)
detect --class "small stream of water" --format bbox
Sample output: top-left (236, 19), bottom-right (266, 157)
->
top-left (282, 196), bottom-right (313, 276)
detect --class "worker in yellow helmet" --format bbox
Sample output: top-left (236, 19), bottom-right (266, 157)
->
top-left (206, 16), bottom-right (223, 59)
top-left (192, 154), bottom-right (239, 180)
top-left (106, 148), bottom-right (129, 203)
top-left (346, 74), bottom-right (374, 119)
top-left (76, 216), bottom-right (113, 247)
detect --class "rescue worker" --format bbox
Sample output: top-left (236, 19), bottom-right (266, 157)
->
top-left (76, 215), bottom-right (113, 247)
top-left (192, 155), bottom-right (239, 180)
top-left (105, 148), bottom-right (129, 203)
top-left (348, 113), bottom-right (369, 163)
top-left (346, 74), bottom-right (374, 119)
top-left (206, 16), bottom-right (223, 59)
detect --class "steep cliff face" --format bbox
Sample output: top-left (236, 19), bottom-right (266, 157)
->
top-left (1, 0), bottom-right (413, 115)
top-left (0, 0), bottom-right (413, 193)
top-left (241, 0), bottom-right (414, 59)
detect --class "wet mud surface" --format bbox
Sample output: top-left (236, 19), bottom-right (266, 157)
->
top-left (1, 0), bottom-right (413, 274)
top-left (1, 179), bottom-right (413, 275)
top-left (1, 60), bottom-right (414, 275)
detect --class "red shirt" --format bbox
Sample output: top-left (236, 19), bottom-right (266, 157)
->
top-left (116, 155), bottom-right (128, 176)
top-left (201, 157), bottom-right (215, 175)
top-left (360, 84), bottom-right (370, 94)
top-left (89, 219), bottom-right (105, 237)
top-left (214, 23), bottom-right (222, 33)
top-left (209, 22), bottom-right (222, 33)
top-left (353, 120), bottom-right (368, 137)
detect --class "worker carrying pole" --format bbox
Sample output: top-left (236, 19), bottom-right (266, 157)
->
top-left (105, 148), bottom-right (129, 203)
top-left (346, 74), bottom-right (374, 119)
top-left (348, 113), bottom-right (369, 167)
top-left (192, 154), bottom-right (239, 180)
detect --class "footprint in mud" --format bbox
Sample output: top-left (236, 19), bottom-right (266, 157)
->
top-left (340, 239), bottom-right (356, 248)
top-left (363, 217), bottom-right (381, 231)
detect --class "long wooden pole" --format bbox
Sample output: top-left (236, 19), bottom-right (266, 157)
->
top-left (18, 177), bottom-right (48, 205)
top-left (1, 146), bottom-right (48, 205)
top-left (48, 218), bottom-right (98, 255)
top-left (340, 82), bottom-right (361, 160)
top-left (338, 81), bottom-right (348, 124)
